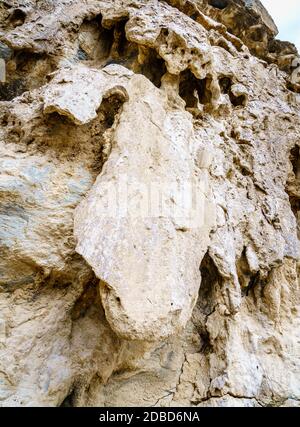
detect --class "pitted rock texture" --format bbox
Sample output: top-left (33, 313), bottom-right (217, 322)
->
top-left (0, 0), bottom-right (299, 407)
top-left (74, 69), bottom-right (215, 341)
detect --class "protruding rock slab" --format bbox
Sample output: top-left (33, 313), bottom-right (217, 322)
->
top-left (74, 74), bottom-right (215, 341)
top-left (43, 64), bottom-right (132, 125)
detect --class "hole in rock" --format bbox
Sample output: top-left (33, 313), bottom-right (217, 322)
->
top-left (97, 92), bottom-right (127, 128)
top-left (0, 51), bottom-right (56, 101)
top-left (219, 76), bottom-right (246, 107)
top-left (78, 17), bottom-right (134, 66)
top-left (71, 277), bottom-right (98, 321)
top-left (198, 253), bottom-right (220, 316)
top-left (219, 76), bottom-right (232, 94)
top-left (106, 26), bottom-right (166, 87)
top-left (8, 8), bottom-right (26, 27)
top-left (208, 0), bottom-right (229, 10)
top-left (0, 79), bottom-right (26, 101)
top-left (26, 92), bottom-right (126, 179)
top-left (286, 145), bottom-right (300, 222)
top-left (137, 48), bottom-right (167, 88)
top-left (60, 390), bottom-right (75, 407)
top-left (77, 16), bottom-right (119, 63)
top-left (236, 248), bottom-right (260, 297)
top-left (78, 17), bottom-right (166, 88)
top-left (179, 69), bottom-right (212, 110)
top-left (112, 19), bottom-right (128, 58)
top-left (199, 330), bottom-right (211, 354)
top-left (161, 28), bottom-right (169, 38)
top-left (191, 253), bottom-right (222, 353)
top-left (230, 92), bottom-right (246, 107)
top-left (244, 272), bottom-right (260, 296)
top-left (291, 145), bottom-right (300, 177)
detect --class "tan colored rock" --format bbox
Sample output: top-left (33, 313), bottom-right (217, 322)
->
top-left (0, 0), bottom-right (299, 408)
top-left (74, 72), bottom-right (215, 341)
top-left (43, 64), bottom-right (131, 125)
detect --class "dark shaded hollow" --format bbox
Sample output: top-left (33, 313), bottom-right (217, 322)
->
top-left (198, 252), bottom-right (220, 316)
top-left (77, 17), bottom-right (128, 63)
top-left (71, 276), bottom-right (98, 321)
top-left (105, 19), bottom-right (166, 88)
top-left (97, 92), bottom-right (127, 128)
top-left (0, 51), bottom-right (55, 101)
top-left (79, 18), bottom-right (166, 88)
top-left (236, 247), bottom-right (261, 297)
top-left (0, 79), bottom-right (26, 101)
top-left (112, 19), bottom-right (128, 58)
top-left (192, 252), bottom-right (223, 354)
top-left (288, 145), bottom-right (300, 217)
top-left (290, 145), bottom-right (300, 177)
top-left (179, 69), bottom-right (212, 109)
top-left (60, 390), bottom-right (75, 407)
top-left (138, 48), bottom-right (167, 88)
top-left (219, 76), bottom-right (246, 107)
top-left (8, 8), bottom-right (26, 27)
top-left (208, 0), bottom-right (229, 10)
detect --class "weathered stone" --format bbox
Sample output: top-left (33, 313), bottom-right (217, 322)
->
top-left (0, 0), bottom-right (299, 408)
top-left (74, 72), bottom-right (215, 341)
top-left (43, 64), bottom-right (131, 125)
top-left (0, 42), bottom-right (13, 61)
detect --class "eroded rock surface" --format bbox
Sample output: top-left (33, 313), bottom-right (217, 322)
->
top-left (74, 70), bottom-right (215, 341)
top-left (0, 0), bottom-right (299, 407)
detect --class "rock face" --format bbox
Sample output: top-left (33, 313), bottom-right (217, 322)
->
top-left (0, 0), bottom-right (299, 407)
top-left (74, 68), bottom-right (215, 341)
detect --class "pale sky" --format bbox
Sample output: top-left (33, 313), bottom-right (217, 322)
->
top-left (261, 0), bottom-right (300, 51)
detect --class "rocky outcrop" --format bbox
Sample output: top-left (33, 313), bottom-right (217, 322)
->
top-left (74, 66), bottom-right (215, 341)
top-left (166, 0), bottom-right (299, 72)
top-left (0, 0), bottom-right (299, 407)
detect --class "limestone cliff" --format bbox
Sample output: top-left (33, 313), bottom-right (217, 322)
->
top-left (0, 0), bottom-right (299, 407)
